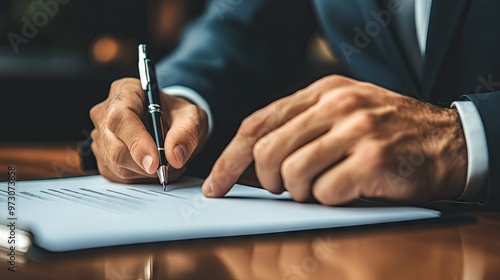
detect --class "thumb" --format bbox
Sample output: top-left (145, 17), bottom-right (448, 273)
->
top-left (164, 103), bottom-right (208, 169)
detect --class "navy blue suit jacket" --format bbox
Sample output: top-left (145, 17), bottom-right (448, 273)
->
top-left (157, 0), bottom-right (500, 205)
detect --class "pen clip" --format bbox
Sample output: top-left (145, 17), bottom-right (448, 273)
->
top-left (138, 45), bottom-right (148, 91)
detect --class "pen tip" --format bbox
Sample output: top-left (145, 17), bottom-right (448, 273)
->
top-left (157, 165), bottom-right (168, 190)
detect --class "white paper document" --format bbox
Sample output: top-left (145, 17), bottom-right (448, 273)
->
top-left (0, 175), bottom-right (440, 252)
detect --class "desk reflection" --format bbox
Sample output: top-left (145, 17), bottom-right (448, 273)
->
top-left (212, 229), bottom-right (463, 280)
top-left (3, 214), bottom-right (500, 280)
top-left (97, 219), bottom-right (499, 280)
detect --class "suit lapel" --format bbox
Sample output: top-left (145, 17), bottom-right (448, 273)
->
top-left (423, 0), bottom-right (470, 99)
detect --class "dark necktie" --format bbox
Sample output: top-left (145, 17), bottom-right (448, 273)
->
top-left (391, 0), bottom-right (424, 84)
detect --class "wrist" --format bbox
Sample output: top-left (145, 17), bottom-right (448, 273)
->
top-left (435, 109), bottom-right (467, 200)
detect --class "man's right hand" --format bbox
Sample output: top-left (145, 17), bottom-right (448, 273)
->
top-left (90, 78), bottom-right (208, 183)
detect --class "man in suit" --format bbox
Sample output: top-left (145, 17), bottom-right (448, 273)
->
top-left (89, 0), bottom-right (499, 206)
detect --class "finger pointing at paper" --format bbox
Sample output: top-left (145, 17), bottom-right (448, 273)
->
top-left (202, 75), bottom-right (468, 205)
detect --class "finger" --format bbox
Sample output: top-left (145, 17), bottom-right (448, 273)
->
top-left (311, 157), bottom-right (361, 205)
top-left (93, 130), bottom-right (186, 184)
top-left (96, 155), bottom-right (155, 184)
top-left (100, 163), bottom-right (186, 185)
top-left (91, 79), bottom-right (145, 133)
top-left (105, 79), bottom-right (160, 174)
top-left (281, 115), bottom-right (373, 202)
top-left (203, 91), bottom-right (319, 198)
top-left (92, 136), bottom-right (156, 181)
top-left (106, 106), bottom-right (159, 175)
top-left (108, 78), bottom-right (145, 115)
top-left (253, 105), bottom-right (330, 194)
top-left (90, 133), bottom-right (104, 164)
top-left (96, 152), bottom-right (184, 185)
top-left (279, 133), bottom-right (351, 202)
top-left (91, 78), bottom-right (161, 176)
top-left (93, 128), bottom-right (155, 177)
top-left (91, 130), bottom-right (113, 169)
top-left (107, 108), bottom-right (159, 174)
top-left (89, 103), bottom-right (105, 132)
top-left (164, 101), bottom-right (208, 169)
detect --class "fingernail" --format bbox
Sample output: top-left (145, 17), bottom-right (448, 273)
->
top-left (173, 145), bottom-right (187, 166)
top-left (142, 155), bottom-right (154, 173)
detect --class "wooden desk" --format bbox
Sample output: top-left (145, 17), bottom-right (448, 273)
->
top-left (1, 142), bottom-right (500, 280)
top-left (0, 141), bottom-right (95, 181)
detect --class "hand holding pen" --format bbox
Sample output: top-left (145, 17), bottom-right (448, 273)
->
top-left (89, 47), bottom-right (209, 186)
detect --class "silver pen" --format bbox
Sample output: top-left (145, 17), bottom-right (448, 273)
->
top-left (138, 44), bottom-right (169, 190)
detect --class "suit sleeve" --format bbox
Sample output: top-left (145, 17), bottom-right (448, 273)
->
top-left (461, 91), bottom-right (500, 207)
top-left (156, 0), bottom-right (315, 176)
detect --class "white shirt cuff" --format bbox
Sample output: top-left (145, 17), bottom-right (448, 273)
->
top-left (161, 86), bottom-right (213, 138)
top-left (451, 101), bottom-right (489, 201)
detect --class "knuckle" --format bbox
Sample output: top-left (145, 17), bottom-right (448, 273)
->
top-left (317, 75), bottom-right (353, 89)
top-left (178, 126), bottom-right (199, 151)
top-left (312, 173), bottom-right (358, 206)
top-left (89, 103), bottom-right (103, 125)
top-left (238, 112), bottom-right (265, 138)
top-left (109, 80), bottom-right (125, 99)
top-left (348, 112), bottom-right (377, 133)
top-left (89, 105), bottom-right (98, 120)
top-left (293, 194), bottom-right (310, 203)
top-left (91, 141), bottom-right (101, 160)
top-left (127, 135), bottom-right (144, 158)
top-left (324, 74), bottom-right (347, 84)
top-left (313, 190), bottom-right (335, 206)
top-left (270, 99), bottom-right (286, 113)
top-left (110, 78), bottom-right (135, 93)
top-left (110, 78), bottom-right (142, 102)
top-left (106, 109), bottom-right (124, 133)
top-left (281, 157), bottom-right (303, 184)
top-left (269, 101), bottom-right (293, 126)
top-left (110, 79), bottom-right (124, 89)
top-left (291, 88), bottom-right (308, 98)
top-left (302, 141), bottom-right (326, 165)
top-left (266, 186), bottom-right (285, 195)
top-left (312, 185), bottom-right (334, 206)
top-left (332, 92), bottom-right (363, 112)
top-left (109, 144), bottom-right (129, 167)
top-left (90, 129), bottom-right (99, 141)
top-left (253, 138), bottom-right (274, 168)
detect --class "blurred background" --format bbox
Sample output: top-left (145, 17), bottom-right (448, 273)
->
top-left (0, 0), bottom-right (205, 140)
top-left (0, 0), bottom-right (338, 142)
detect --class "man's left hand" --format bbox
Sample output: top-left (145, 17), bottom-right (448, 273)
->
top-left (202, 75), bottom-right (467, 205)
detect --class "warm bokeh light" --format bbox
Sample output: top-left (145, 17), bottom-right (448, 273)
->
top-left (316, 37), bottom-right (335, 61)
top-left (91, 36), bottom-right (120, 64)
